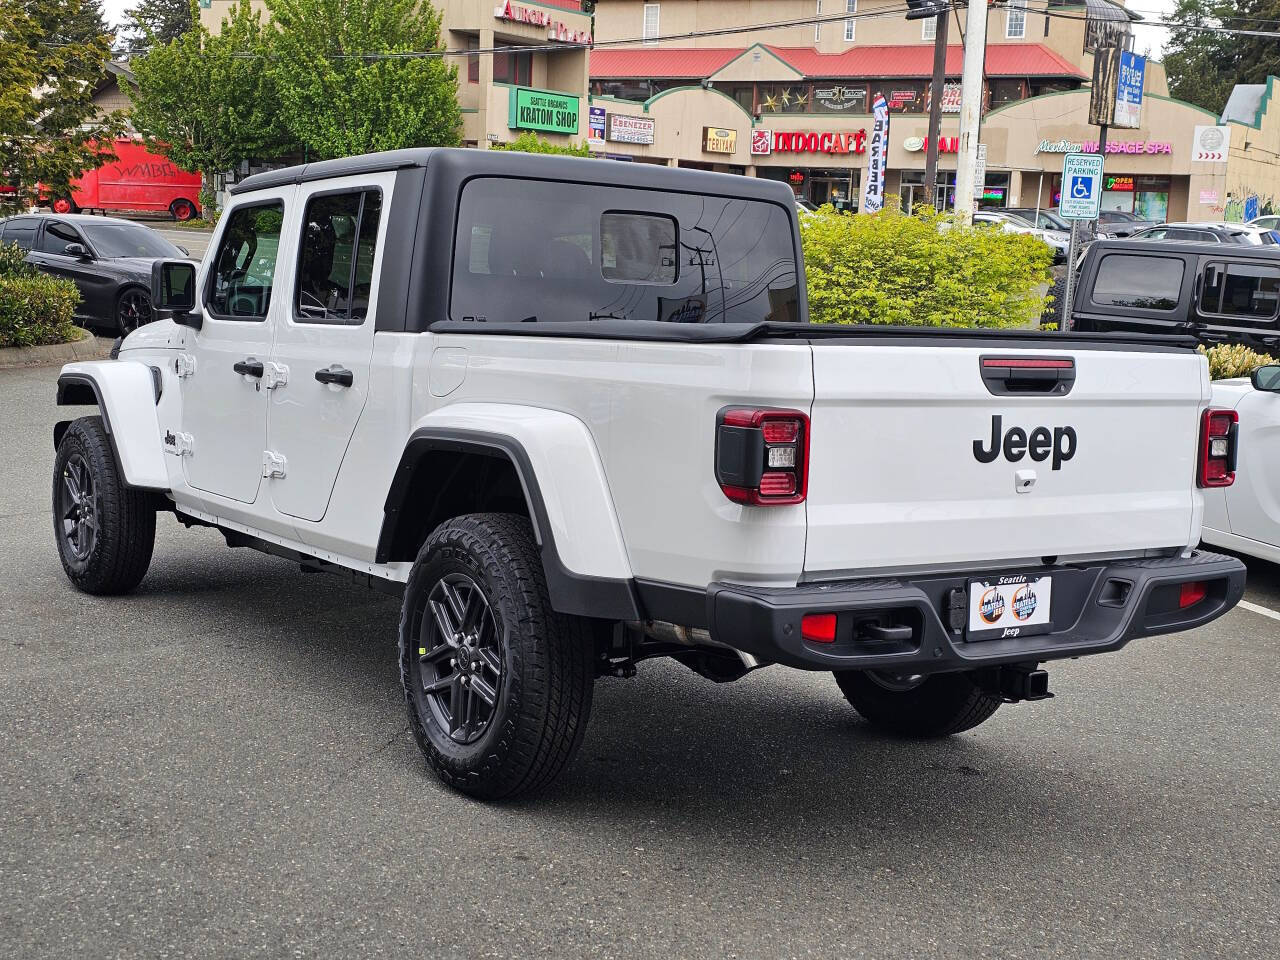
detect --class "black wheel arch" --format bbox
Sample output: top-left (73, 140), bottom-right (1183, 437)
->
top-left (378, 428), bottom-right (640, 621)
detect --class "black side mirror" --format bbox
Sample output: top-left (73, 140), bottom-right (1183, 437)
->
top-left (64, 242), bottom-right (91, 260)
top-left (151, 259), bottom-right (201, 330)
top-left (1251, 364), bottom-right (1280, 392)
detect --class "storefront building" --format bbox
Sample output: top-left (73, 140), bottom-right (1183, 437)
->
top-left (588, 0), bottom-right (1280, 220)
top-left (198, 0), bottom-right (592, 149)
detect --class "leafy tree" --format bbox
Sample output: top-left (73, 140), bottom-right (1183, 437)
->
top-left (1165, 0), bottom-right (1280, 112)
top-left (129, 0), bottom-right (291, 193)
top-left (490, 132), bottom-right (592, 156)
top-left (0, 0), bottom-right (126, 212)
top-left (265, 0), bottom-right (462, 159)
top-left (121, 0), bottom-right (195, 56)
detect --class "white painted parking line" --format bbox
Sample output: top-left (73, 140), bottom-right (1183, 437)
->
top-left (1238, 599), bottom-right (1280, 623)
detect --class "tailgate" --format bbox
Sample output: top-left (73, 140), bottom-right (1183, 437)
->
top-left (804, 342), bottom-right (1207, 577)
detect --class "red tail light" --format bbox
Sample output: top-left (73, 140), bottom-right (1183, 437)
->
top-left (1197, 408), bottom-right (1238, 488)
top-left (1179, 581), bottom-right (1208, 609)
top-left (801, 613), bottom-right (837, 643)
top-left (715, 407), bottom-right (809, 505)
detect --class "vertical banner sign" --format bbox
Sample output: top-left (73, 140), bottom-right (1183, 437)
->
top-left (1113, 50), bottom-right (1145, 129)
top-left (588, 105), bottom-right (606, 148)
top-left (862, 94), bottom-right (890, 213)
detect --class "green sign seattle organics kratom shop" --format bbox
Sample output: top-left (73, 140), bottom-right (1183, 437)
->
top-left (510, 87), bottom-right (580, 136)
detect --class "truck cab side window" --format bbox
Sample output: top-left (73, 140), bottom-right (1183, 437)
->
top-left (39, 221), bottom-right (83, 256)
top-left (1201, 262), bottom-right (1280, 321)
top-left (1091, 254), bottom-right (1182, 311)
top-left (207, 202), bottom-right (285, 320)
top-left (3, 218), bottom-right (37, 251)
top-left (294, 190), bottom-right (382, 324)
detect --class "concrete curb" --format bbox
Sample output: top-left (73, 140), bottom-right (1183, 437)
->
top-left (0, 330), bottom-right (113, 370)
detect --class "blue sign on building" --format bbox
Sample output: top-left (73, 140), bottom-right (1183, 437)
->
top-left (1114, 51), bottom-right (1146, 129)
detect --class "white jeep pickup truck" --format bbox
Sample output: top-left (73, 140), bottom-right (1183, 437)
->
top-left (51, 149), bottom-right (1246, 799)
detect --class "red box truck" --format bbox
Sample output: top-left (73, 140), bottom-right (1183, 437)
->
top-left (48, 140), bottom-right (202, 221)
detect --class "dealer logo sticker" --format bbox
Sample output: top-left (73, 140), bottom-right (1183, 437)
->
top-left (1011, 583), bottom-right (1038, 621)
top-left (978, 587), bottom-right (1005, 624)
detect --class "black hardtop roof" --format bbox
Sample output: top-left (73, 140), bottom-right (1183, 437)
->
top-left (1089, 238), bottom-right (1280, 256)
top-left (229, 146), bottom-right (795, 204)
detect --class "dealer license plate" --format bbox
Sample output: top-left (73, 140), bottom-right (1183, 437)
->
top-left (967, 574), bottom-right (1053, 640)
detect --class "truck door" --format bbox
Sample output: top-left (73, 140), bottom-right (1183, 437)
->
top-left (1227, 387), bottom-right (1280, 547)
top-left (181, 191), bottom-right (293, 507)
top-left (264, 173), bottom-right (390, 523)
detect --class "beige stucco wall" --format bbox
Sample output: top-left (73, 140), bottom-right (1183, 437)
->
top-left (593, 0), bottom-right (1103, 65)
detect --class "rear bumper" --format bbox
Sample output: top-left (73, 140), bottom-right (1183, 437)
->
top-left (707, 550), bottom-right (1246, 672)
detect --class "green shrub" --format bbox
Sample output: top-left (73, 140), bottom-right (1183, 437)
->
top-left (1200, 343), bottom-right (1278, 380)
top-left (490, 131), bottom-right (592, 157)
top-left (0, 242), bottom-right (81, 347)
top-left (800, 204), bottom-right (1055, 327)
top-left (0, 240), bottom-right (38, 279)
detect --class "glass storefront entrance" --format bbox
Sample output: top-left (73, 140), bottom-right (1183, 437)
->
top-left (760, 166), bottom-right (860, 213)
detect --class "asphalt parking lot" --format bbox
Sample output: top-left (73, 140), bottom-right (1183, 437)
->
top-left (2, 362), bottom-right (1277, 959)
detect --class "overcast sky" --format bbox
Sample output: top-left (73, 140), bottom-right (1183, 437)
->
top-left (98, 0), bottom-right (1181, 59)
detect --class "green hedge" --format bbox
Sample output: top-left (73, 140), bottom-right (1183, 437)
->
top-left (800, 204), bottom-right (1055, 328)
top-left (1201, 343), bottom-right (1277, 380)
top-left (0, 241), bottom-right (81, 348)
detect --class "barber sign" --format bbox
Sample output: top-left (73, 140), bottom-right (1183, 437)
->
top-left (861, 94), bottom-right (890, 214)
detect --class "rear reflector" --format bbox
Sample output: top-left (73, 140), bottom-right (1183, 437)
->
top-left (801, 613), bottom-right (837, 643)
top-left (1179, 581), bottom-right (1208, 609)
top-left (1197, 408), bottom-right (1238, 488)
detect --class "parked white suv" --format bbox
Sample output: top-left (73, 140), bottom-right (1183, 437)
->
top-left (52, 149), bottom-right (1246, 799)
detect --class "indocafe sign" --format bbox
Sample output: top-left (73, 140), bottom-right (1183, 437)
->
top-left (750, 129), bottom-right (868, 156)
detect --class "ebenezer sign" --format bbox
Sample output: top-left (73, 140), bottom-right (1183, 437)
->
top-left (510, 87), bottom-right (580, 135)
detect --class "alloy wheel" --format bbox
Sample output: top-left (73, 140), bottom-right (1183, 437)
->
top-left (57, 453), bottom-right (97, 561)
top-left (118, 289), bottom-right (151, 334)
top-left (415, 572), bottom-right (504, 745)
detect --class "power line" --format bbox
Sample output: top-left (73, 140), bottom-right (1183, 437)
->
top-left (222, 5), bottom-right (918, 60)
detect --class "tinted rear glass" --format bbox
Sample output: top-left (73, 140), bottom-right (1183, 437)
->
top-left (1091, 254), bottom-right (1183, 311)
top-left (451, 178), bottom-right (799, 324)
top-left (2, 218), bottom-right (37, 251)
top-left (1201, 261), bottom-right (1280, 322)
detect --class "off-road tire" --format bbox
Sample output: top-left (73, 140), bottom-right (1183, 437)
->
top-left (52, 416), bottom-right (156, 595)
top-left (399, 513), bottom-right (594, 800)
top-left (834, 670), bottom-right (1001, 738)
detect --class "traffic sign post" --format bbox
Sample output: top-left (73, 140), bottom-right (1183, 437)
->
top-left (1058, 153), bottom-right (1105, 329)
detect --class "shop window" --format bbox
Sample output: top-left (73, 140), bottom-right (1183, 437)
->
top-left (493, 47), bottom-right (532, 86)
top-left (595, 80), bottom-right (652, 102)
top-left (1006, 0), bottom-right (1027, 39)
top-left (815, 1), bottom-right (822, 43)
top-left (758, 83), bottom-right (811, 114)
top-left (643, 4), bottom-right (659, 44)
top-left (468, 39), bottom-right (478, 84)
top-left (881, 83), bottom-right (926, 113)
top-left (1201, 262), bottom-right (1280, 321)
top-left (844, 0), bottom-right (857, 42)
top-left (730, 85), bottom-right (755, 113)
top-left (988, 79), bottom-right (1024, 108)
top-left (1091, 254), bottom-right (1183, 311)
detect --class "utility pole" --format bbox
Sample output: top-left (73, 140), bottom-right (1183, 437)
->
top-left (954, 0), bottom-right (988, 224)
top-left (923, 10), bottom-right (950, 210)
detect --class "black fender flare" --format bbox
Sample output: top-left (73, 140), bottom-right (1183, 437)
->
top-left (378, 427), bottom-right (641, 621)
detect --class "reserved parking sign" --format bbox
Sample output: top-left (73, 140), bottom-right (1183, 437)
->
top-left (1059, 153), bottom-right (1104, 220)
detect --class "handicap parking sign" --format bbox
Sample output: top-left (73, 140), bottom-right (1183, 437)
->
top-left (1059, 153), bottom-right (1104, 220)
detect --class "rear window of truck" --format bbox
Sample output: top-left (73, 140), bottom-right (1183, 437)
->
top-left (1090, 253), bottom-right (1184, 311)
top-left (450, 177), bottom-right (800, 324)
